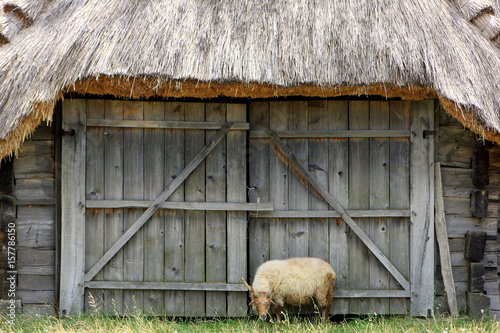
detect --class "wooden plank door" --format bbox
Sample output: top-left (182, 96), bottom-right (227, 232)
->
top-left (61, 100), bottom-right (254, 316)
top-left (248, 99), bottom-right (434, 316)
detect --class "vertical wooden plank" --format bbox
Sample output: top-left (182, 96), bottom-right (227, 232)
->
top-left (369, 101), bottom-right (390, 314)
top-left (184, 102), bottom-right (206, 316)
top-left (434, 162), bottom-right (459, 317)
top-left (85, 100), bottom-right (105, 312)
top-left (269, 101), bottom-right (289, 260)
top-left (410, 100), bottom-right (435, 316)
top-left (123, 101), bottom-right (144, 315)
top-left (164, 102), bottom-right (185, 316)
top-left (328, 100), bottom-right (349, 314)
top-left (103, 100), bottom-right (124, 315)
top-left (205, 103), bottom-right (227, 317)
top-left (248, 101), bottom-right (270, 279)
top-left (308, 100), bottom-right (329, 261)
top-left (288, 101), bottom-right (309, 257)
top-left (143, 101), bottom-right (165, 315)
top-left (227, 104), bottom-right (247, 317)
top-left (389, 100), bottom-right (411, 314)
top-left (348, 100), bottom-right (370, 314)
top-left (60, 99), bottom-right (86, 315)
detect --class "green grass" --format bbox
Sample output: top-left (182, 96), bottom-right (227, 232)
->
top-left (0, 314), bottom-right (499, 333)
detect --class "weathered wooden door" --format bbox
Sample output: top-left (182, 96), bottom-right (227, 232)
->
top-left (60, 100), bottom-right (262, 316)
top-left (247, 100), bottom-right (434, 316)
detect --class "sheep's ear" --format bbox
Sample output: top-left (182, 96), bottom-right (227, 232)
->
top-left (242, 277), bottom-right (254, 293)
top-left (272, 278), bottom-right (284, 294)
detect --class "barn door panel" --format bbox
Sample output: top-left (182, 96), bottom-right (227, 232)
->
top-left (248, 99), bottom-right (434, 316)
top-left (61, 100), bottom-right (254, 316)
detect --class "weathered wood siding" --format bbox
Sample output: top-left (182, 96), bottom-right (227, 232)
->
top-left (436, 107), bottom-right (500, 318)
top-left (12, 122), bottom-right (56, 314)
top-left (248, 99), bottom-right (434, 315)
top-left (78, 101), bottom-right (248, 316)
top-left (11, 97), bottom-right (498, 318)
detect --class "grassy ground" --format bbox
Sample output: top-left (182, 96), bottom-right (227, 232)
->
top-left (0, 314), bottom-right (499, 333)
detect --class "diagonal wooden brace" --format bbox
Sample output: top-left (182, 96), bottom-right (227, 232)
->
top-left (85, 122), bottom-right (236, 282)
top-left (267, 130), bottom-right (410, 291)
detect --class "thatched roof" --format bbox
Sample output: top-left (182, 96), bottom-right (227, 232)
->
top-left (1, 0), bottom-right (500, 158)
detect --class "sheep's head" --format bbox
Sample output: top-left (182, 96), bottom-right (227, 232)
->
top-left (242, 277), bottom-right (282, 321)
top-left (250, 292), bottom-right (274, 321)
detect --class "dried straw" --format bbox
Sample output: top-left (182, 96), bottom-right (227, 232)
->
top-left (1, 0), bottom-right (500, 158)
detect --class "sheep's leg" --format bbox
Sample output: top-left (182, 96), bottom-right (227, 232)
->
top-left (323, 284), bottom-right (334, 321)
top-left (275, 305), bottom-right (281, 322)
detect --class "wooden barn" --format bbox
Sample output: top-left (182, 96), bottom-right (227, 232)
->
top-left (1, 0), bottom-right (500, 318)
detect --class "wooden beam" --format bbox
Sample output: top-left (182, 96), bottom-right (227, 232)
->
top-left (256, 210), bottom-right (411, 218)
top-left (410, 100), bottom-right (435, 316)
top-left (267, 130), bottom-right (411, 291)
top-left (60, 99), bottom-right (87, 315)
top-left (85, 122), bottom-right (236, 282)
top-left (87, 119), bottom-right (249, 130)
top-left (84, 281), bottom-right (410, 298)
top-left (250, 129), bottom-right (410, 138)
top-left (434, 162), bottom-right (459, 317)
top-left (86, 200), bottom-right (273, 211)
top-left (86, 281), bottom-right (248, 292)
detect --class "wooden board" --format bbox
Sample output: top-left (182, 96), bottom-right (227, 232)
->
top-left (103, 100), bottom-right (124, 315)
top-left (308, 100), bottom-right (329, 261)
top-left (205, 103), bottom-right (227, 316)
top-left (184, 103), bottom-right (206, 316)
top-left (288, 101), bottom-right (309, 257)
top-left (328, 100), bottom-right (350, 314)
top-left (122, 101), bottom-right (144, 315)
top-left (164, 102), bottom-right (186, 316)
top-left (248, 101), bottom-right (270, 279)
top-left (348, 101), bottom-right (370, 314)
top-left (268, 101), bottom-right (290, 260)
top-left (85, 99), bottom-right (105, 312)
top-left (60, 99), bottom-right (86, 315)
top-left (409, 100), bottom-right (435, 316)
top-left (389, 100), bottom-right (411, 314)
top-left (226, 104), bottom-right (248, 317)
top-left (143, 101), bottom-right (165, 315)
top-left (368, 101), bottom-right (390, 314)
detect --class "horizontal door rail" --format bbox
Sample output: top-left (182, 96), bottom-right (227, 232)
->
top-left (250, 130), bottom-right (410, 138)
top-left (86, 200), bottom-right (273, 211)
top-left (85, 281), bottom-right (248, 292)
top-left (85, 281), bottom-right (409, 298)
top-left (254, 210), bottom-right (411, 218)
top-left (87, 119), bottom-right (249, 130)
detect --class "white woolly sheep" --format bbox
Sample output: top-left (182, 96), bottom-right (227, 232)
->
top-left (242, 257), bottom-right (336, 322)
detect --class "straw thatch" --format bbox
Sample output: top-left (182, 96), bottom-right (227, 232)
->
top-left (1, 0), bottom-right (500, 158)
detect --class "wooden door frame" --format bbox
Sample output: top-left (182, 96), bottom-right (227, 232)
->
top-left (60, 99), bottom-right (434, 316)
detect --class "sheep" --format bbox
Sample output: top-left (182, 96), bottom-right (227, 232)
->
top-left (242, 257), bottom-right (336, 322)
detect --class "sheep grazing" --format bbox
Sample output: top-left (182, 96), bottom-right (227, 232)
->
top-left (242, 257), bottom-right (336, 322)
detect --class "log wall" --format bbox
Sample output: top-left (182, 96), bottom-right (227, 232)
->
top-left (436, 106), bottom-right (500, 318)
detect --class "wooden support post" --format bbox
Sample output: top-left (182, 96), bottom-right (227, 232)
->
top-left (434, 162), bottom-right (459, 317)
top-left (465, 231), bottom-right (487, 261)
top-left (410, 100), bottom-right (435, 317)
top-left (60, 99), bottom-right (87, 315)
